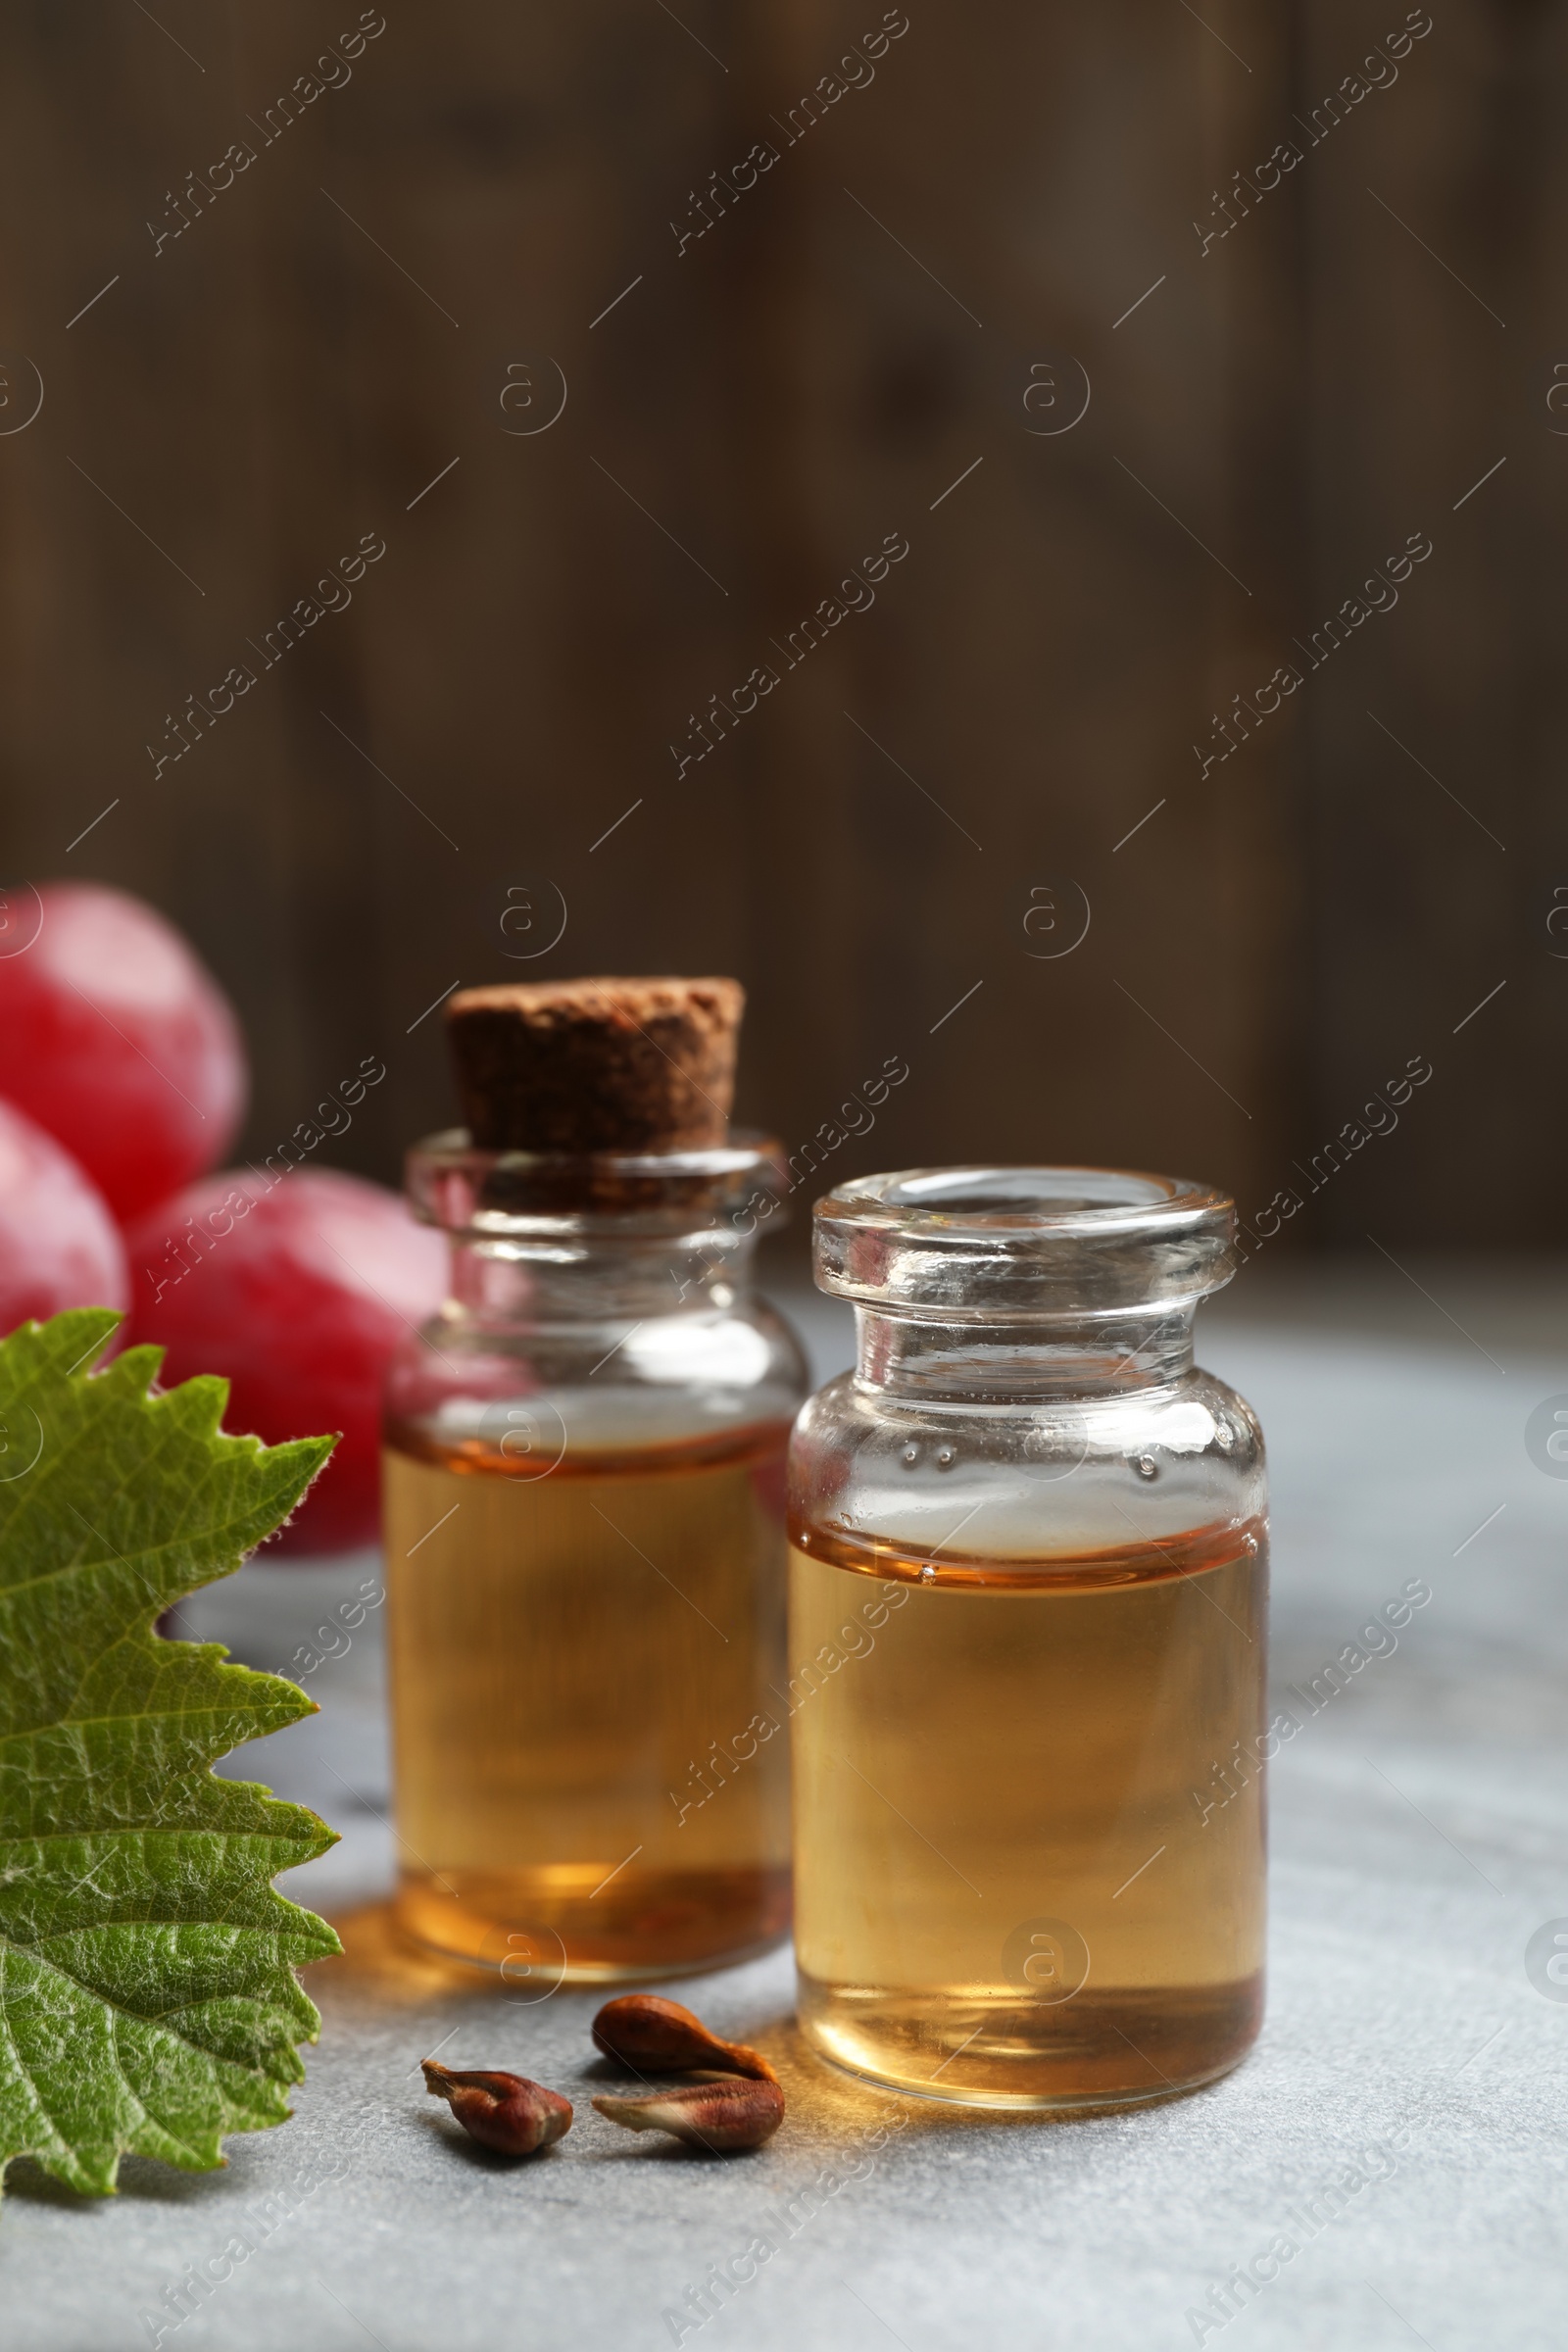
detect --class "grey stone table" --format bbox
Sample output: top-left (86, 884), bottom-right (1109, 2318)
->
top-left (7, 1262), bottom-right (1567, 2351)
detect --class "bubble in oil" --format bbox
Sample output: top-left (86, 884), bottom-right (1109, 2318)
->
top-left (1134, 1454), bottom-right (1158, 1480)
top-left (1243, 1532), bottom-right (1259, 1554)
top-left (902, 1445), bottom-right (919, 1468)
top-left (936, 1447), bottom-right (956, 1471)
top-left (919, 1563), bottom-right (937, 1584)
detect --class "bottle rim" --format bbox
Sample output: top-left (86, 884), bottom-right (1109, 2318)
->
top-left (812, 1163), bottom-right (1236, 1319)
top-left (406, 1126), bottom-right (788, 1236)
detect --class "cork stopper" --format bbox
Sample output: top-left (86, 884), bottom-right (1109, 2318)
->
top-left (444, 975), bottom-right (744, 1153)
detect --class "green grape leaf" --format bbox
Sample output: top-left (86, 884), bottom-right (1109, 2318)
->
top-left (0, 1308), bottom-right (342, 2198)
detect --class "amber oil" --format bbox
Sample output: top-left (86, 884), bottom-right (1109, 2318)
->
top-left (791, 1512), bottom-right (1266, 2109)
top-left (385, 1417), bottom-right (792, 1982)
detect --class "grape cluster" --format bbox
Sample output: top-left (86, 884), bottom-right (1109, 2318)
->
top-left (0, 883), bottom-right (444, 1551)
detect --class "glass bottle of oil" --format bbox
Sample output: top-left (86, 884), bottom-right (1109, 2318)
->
top-left (383, 1129), bottom-right (807, 1982)
top-left (789, 1166), bottom-right (1266, 2109)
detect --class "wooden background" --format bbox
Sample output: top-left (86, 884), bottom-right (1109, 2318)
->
top-left (0, 1), bottom-right (1553, 1250)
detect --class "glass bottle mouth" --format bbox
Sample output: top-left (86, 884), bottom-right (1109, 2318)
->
top-left (813, 1165), bottom-right (1235, 1321)
top-left (406, 1127), bottom-right (788, 1239)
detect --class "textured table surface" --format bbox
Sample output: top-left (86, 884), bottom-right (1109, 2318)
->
top-left (6, 1263), bottom-right (1567, 2352)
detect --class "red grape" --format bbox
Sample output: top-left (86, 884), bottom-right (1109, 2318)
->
top-left (125, 1168), bottom-right (447, 1555)
top-left (0, 882), bottom-right (247, 1224)
top-left (0, 1096), bottom-right (130, 1333)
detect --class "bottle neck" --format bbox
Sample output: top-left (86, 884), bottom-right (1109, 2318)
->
top-left (854, 1305), bottom-right (1198, 1400)
top-left (447, 1227), bottom-right (759, 1327)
